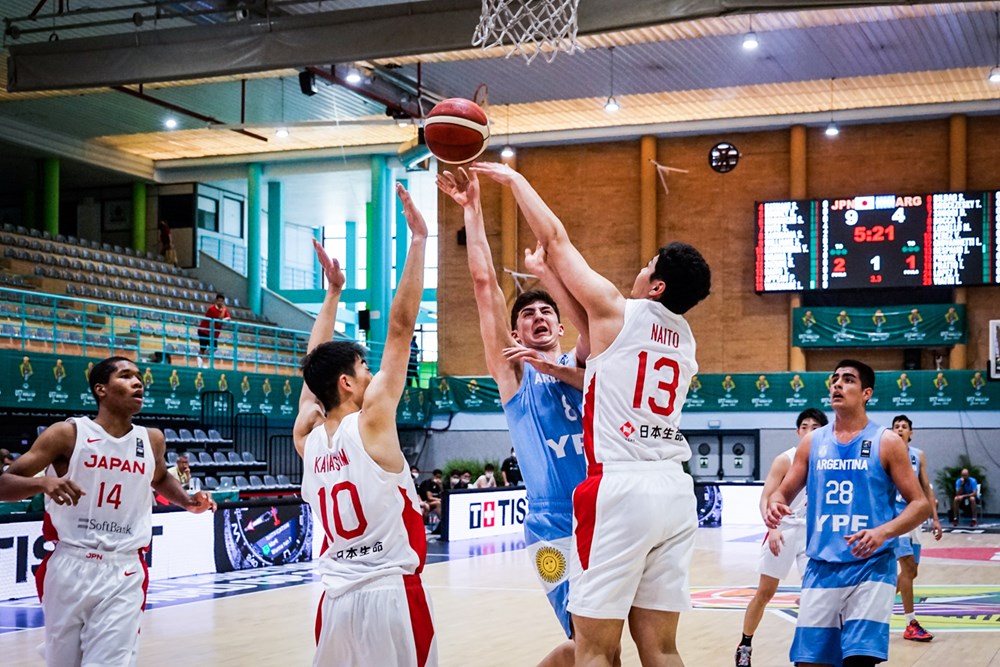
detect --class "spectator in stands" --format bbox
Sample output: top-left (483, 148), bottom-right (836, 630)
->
top-left (458, 470), bottom-right (472, 489)
top-left (473, 463), bottom-right (497, 489)
top-left (198, 293), bottom-right (232, 361)
top-left (501, 447), bottom-right (522, 487)
top-left (447, 471), bottom-right (462, 490)
top-left (408, 336), bottom-right (421, 387)
top-left (158, 220), bottom-right (178, 266)
top-left (168, 453), bottom-right (191, 491)
top-left (952, 467), bottom-right (979, 527)
top-left (418, 469), bottom-right (443, 518)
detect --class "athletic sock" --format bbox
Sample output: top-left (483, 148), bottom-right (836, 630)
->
top-left (740, 634), bottom-right (753, 647)
top-left (906, 612), bottom-right (916, 623)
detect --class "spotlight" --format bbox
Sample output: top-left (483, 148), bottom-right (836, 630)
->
top-left (825, 121), bottom-right (839, 137)
top-left (990, 66), bottom-right (1000, 83)
top-left (345, 67), bottom-right (363, 84)
top-left (604, 96), bottom-right (620, 112)
top-left (500, 145), bottom-right (515, 159)
top-left (275, 127), bottom-right (289, 139)
top-left (742, 31), bottom-right (758, 50)
top-left (164, 118), bottom-right (178, 129)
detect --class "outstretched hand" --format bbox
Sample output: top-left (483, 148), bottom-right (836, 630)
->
top-left (523, 242), bottom-right (548, 279)
top-left (765, 500), bottom-right (791, 529)
top-left (469, 161), bottom-right (519, 185)
top-left (312, 239), bottom-right (345, 291)
top-left (396, 183), bottom-right (428, 238)
top-left (186, 491), bottom-right (217, 514)
top-left (503, 344), bottom-right (559, 374)
top-left (43, 476), bottom-right (85, 506)
top-left (436, 168), bottom-right (480, 208)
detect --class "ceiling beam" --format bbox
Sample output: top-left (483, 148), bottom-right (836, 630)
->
top-left (6, 0), bottom-right (947, 93)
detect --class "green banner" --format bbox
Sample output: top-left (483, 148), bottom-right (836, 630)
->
top-left (0, 351), bottom-right (301, 419)
top-left (397, 386), bottom-right (432, 426)
top-left (793, 304), bottom-right (966, 348)
top-left (683, 370), bottom-right (997, 412)
top-left (430, 376), bottom-right (503, 412)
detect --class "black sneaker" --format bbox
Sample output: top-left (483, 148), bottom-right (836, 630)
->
top-left (735, 644), bottom-right (752, 667)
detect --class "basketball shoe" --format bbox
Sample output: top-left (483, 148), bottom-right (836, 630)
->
top-left (735, 644), bottom-right (752, 666)
top-left (903, 619), bottom-right (933, 642)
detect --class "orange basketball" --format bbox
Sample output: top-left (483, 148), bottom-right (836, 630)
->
top-left (423, 98), bottom-right (490, 164)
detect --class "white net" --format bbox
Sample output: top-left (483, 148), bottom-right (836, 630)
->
top-left (473, 0), bottom-right (582, 64)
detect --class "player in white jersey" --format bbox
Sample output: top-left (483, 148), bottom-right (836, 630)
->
top-left (890, 415), bottom-right (942, 642)
top-left (0, 356), bottom-right (215, 667)
top-left (292, 183), bottom-right (437, 667)
top-left (472, 162), bottom-right (711, 667)
top-left (735, 408), bottom-right (828, 667)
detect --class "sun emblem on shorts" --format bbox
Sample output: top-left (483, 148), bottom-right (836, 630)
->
top-left (535, 546), bottom-right (567, 584)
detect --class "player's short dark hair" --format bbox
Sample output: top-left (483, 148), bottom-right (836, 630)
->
top-left (485, 463), bottom-right (495, 472)
top-left (892, 414), bottom-right (913, 429)
top-left (215, 293), bottom-right (225, 301)
top-left (432, 469), bottom-right (442, 476)
top-left (834, 359), bottom-right (875, 390)
top-left (88, 356), bottom-right (135, 402)
top-left (653, 242), bottom-right (711, 314)
top-left (796, 407), bottom-right (828, 428)
top-left (510, 289), bottom-right (560, 330)
top-left (301, 341), bottom-right (368, 411)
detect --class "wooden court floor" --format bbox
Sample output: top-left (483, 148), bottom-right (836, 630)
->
top-left (3, 525), bottom-right (999, 666)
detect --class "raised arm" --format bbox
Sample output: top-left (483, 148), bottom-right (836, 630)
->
top-left (522, 242), bottom-right (590, 364)
top-left (293, 239), bottom-right (345, 456)
top-left (470, 162), bottom-right (625, 353)
top-left (437, 169), bottom-right (522, 403)
top-left (358, 183), bottom-right (426, 467)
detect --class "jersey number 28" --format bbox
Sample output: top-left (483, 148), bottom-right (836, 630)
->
top-left (632, 351), bottom-right (680, 417)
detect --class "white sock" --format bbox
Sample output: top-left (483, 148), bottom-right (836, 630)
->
top-left (906, 612), bottom-right (916, 623)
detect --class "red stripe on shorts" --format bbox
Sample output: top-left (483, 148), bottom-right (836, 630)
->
top-left (403, 574), bottom-right (434, 667)
top-left (314, 592), bottom-right (325, 645)
top-left (573, 465), bottom-right (603, 571)
top-left (34, 550), bottom-right (52, 602)
top-left (582, 374), bottom-right (597, 466)
top-left (139, 548), bottom-right (150, 611)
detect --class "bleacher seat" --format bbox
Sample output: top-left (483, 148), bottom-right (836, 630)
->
top-left (178, 429), bottom-right (195, 443)
top-left (213, 451), bottom-right (228, 465)
top-left (263, 474), bottom-right (278, 487)
top-left (249, 475), bottom-right (265, 488)
top-left (209, 429), bottom-right (225, 443)
top-left (241, 451), bottom-right (256, 463)
top-left (235, 476), bottom-right (251, 489)
top-left (227, 451), bottom-right (242, 464)
top-left (166, 451), bottom-right (178, 465)
top-left (276, 474), bottom-right (292, 486)
top-left (36, 425), bottom-right (46, 436)
top-left (194, 429), bottom-right (210, 442)
top-left (204, 476), bottom-right (219, 490)
top-left (197, 452), bottom-right (213, 465)
top-left (219, 476), bottom-right (234, 489)
top-left (164, 428), bottom-right (179, 443)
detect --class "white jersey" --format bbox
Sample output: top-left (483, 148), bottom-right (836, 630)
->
top-left (44, 417), bottom-right (154, 553)
top-left (582, 299), bottom-right (697, 464)
top-left (781, 447), bottom-right (807, 526)
top-left (301, 412), bottom-right (426, 598)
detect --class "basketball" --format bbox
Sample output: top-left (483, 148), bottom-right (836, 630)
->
top-left (423, 98), bottom-right (490, 164)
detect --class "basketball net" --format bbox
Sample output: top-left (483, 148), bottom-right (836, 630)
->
top-left (650, 160), bottom-right (689, 196)
top-left (504, 268), bottom-right (536, 295)
top-left (473, 0), bottom-right (582, 64)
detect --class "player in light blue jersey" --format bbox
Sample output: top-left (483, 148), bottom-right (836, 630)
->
top-left (890, 415), bottom-right (942, 642)
top-left (767, 359), bottom-right (928, 667)
top-left (439, 169), bottom-right (590, 667)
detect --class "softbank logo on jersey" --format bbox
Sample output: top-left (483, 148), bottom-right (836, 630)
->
top-left (77, 517), bottom-right (134, 535)
top-left (314, 448), bottom-right (350, 474)
top-left (468, 498), bottom-right (527, 530)
top-left (82, 455), bottom-right (146, 474)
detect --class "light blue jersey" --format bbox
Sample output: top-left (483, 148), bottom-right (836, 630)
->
top-left (502, 352), bottom-right (587, 637)
top-left (894, 445), bottom-right (921, 515)
top-left (805, 421), bottom-right (897, 563)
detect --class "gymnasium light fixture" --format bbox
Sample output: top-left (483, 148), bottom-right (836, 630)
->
top-left (824, 77), bottom-right (838, 138)
top-left (604, 47), bottom-right (619, 112)
top-left (164, 117), bottom-right (178, 129)
top-left (501, 105), bottom-right (515, 159)
top-left (345, 66), bottom-right (363, 84)
top-left (275, 127), bottom-right (289, 138)
top-left (742, 16), bottom-right (758, 50)
top-left (990, 67), bottom-right (1000, 83)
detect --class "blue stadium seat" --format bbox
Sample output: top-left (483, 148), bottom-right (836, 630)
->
top-left (219, 476), bottom-right (234, 489)
top-left (249, 475), bottom-right (265, 488)
top-left (204, 476), bottom-right (219, 490)
top-left (235, 476), bottom-right (250, 489)
top-left (241, 451), bottom-right (256, 463)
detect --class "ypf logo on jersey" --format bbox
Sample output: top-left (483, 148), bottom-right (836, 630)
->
top-left (135, 438), bottom-right (145, 459)
top-left (860, 440), bottom-right (872, 458)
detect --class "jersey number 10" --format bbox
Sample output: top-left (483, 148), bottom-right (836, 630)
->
top-left (632, 351), bottom-right (680, 417)
top-left (317, 482), bottom-right (369, 542)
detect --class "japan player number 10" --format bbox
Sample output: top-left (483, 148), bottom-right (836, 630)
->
top-left (632, 351), bottom-right (680, 417)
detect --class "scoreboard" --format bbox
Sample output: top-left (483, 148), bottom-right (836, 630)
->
top-left (755, 191), bottom-right (1000, 292)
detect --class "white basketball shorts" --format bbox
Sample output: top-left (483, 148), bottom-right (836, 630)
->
top-left (568, 460), bottom-right (696, 619)
top-left (314, 573), bottom-right (438, 667)
top-left (756, 521), bottom-right (808, 580)
top-left (36, 542), bottom-right (148, 667)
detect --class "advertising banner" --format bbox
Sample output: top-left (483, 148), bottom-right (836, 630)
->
top-left (214, 503), bottom-right (313, 572)
top-left (792, 304), bottom-right (966, 348)
top-left (442, 487), bottom-right (528, 541)
top-left (0, 350), bottom-right (301, 417)
top-left (430, 376), bottom-right (502, 412)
